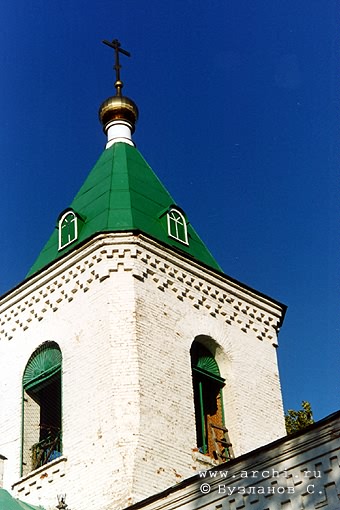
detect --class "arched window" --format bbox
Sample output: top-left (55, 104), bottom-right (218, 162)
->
top-left (167, 207), bottom-right (188, 245)
top-left (191, 342), bottom-right (233, 462)
top-left (58, 210), bottom-right (78, 251)
top-left (22, 342), bottom-right (62, 475)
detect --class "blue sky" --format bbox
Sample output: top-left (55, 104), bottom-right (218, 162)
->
top-left (0, 1), bottom-right (338, 421)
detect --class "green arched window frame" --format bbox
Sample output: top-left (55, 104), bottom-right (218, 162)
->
top-left (23, 343), bottom-right (62, 392)
top-left (22, 342), bottom-right (62, 475)
top-left (191, 342), bottom-right (227, 459)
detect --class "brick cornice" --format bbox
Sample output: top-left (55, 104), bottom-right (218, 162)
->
top-left (0, 233), bottom-right (285, 343)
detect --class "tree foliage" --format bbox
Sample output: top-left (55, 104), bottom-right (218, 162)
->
top-left (285, 401), bottom-right (314, 435)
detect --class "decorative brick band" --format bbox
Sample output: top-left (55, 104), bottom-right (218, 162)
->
top-left (0, 234), bottom-right (283, 343)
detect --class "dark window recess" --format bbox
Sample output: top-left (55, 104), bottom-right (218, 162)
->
top-left (29, 378), bottom-right (62, 470)
top-left (191, 342), bottom-right (233, 463)
top-left (22, 342), bottom-right (62, 475)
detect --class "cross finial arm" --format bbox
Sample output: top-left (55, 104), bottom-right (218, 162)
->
top-left (102, 38), bottom-right (131, 96)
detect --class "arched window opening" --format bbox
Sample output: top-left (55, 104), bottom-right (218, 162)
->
top-left (167, 207), bottom-right (189, 245)
top-left (58, 209), bottom-right (78, 251)
top-left (191, 342), bottom-right (233, 463)
top-left (22, 342), bottom-right (62, 475)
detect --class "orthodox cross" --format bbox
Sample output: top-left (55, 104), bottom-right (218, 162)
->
top-left (102, 38), bottom-right (131, 96)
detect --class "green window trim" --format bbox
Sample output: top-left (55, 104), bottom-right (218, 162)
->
top-left (23, 343), bottom-right (62, 391)
top-left (191, 342), bottom-right (226, 456)
top-left (194, 351), bottom-right (221, 377)
top-left (198, 380), bottom-right (206, 453)
top-left (23, 366), bottom-right (61, 392)
top-left (22, 342), bottom-right (62, 475)
top-left (192, 366), bottom-right (225, 385)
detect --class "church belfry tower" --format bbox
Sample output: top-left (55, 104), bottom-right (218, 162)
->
top-left (0, 40), bottom-right (286, 510)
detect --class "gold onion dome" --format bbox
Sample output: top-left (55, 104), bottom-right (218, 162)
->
top-left (99, 94), bottom-right (139, 134)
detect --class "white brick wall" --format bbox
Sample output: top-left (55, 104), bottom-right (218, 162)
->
top-left (0, 233), bottom-right (286, 510)
top-left (127, 412), bottom-right (340, 510)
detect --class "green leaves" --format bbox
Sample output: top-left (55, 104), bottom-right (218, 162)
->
top-left (285, 401), bottom-right (314, 435)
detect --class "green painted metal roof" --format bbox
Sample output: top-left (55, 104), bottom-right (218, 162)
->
top-left (0, 489), bottom-right (45, 510)
top-left (27, 142), bottom-right (221, 276)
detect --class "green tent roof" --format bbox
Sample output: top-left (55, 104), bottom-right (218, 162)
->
top-left (27, 142), bottom-right (221, 276)
top-left (0, 489), bottom-right (45, 510)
